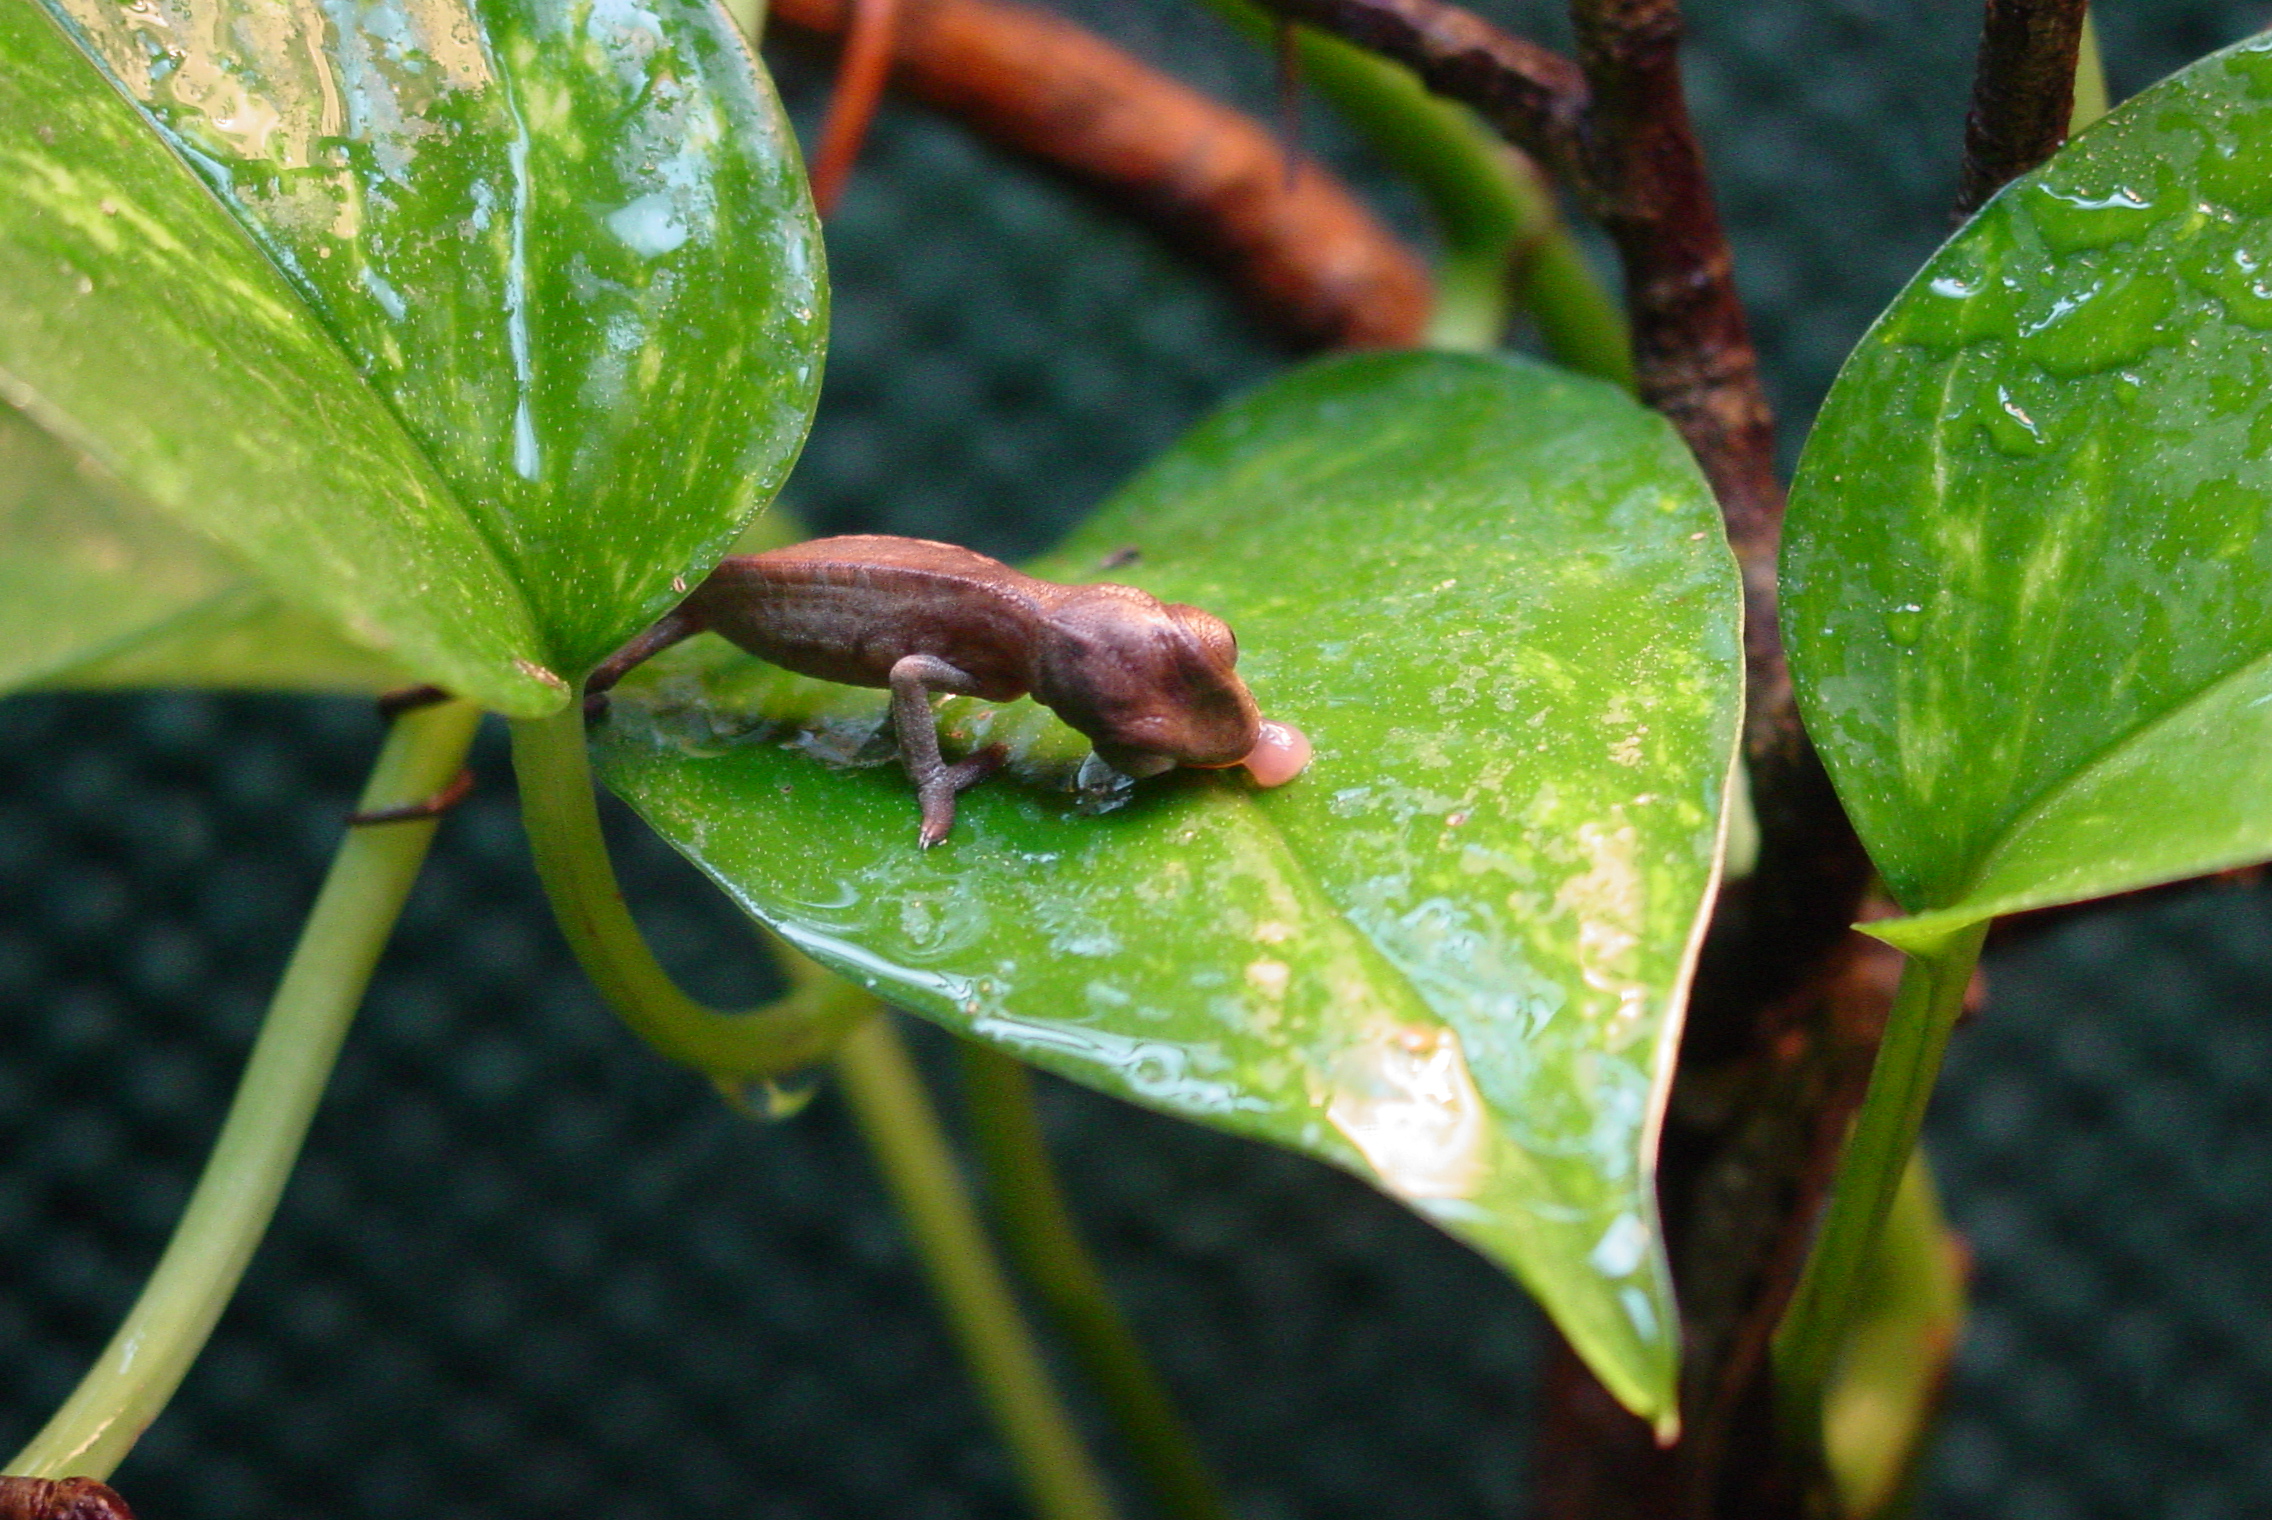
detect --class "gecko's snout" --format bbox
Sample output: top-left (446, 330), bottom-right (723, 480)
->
top-left (1182, 718), bottom-right (1310, 787)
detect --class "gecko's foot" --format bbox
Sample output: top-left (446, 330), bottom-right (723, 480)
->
top-left (915, 745), bottom-right (1009, 848)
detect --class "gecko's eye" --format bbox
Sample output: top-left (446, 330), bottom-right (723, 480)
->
top-left (1166, 604), bottom-right (1238, 669)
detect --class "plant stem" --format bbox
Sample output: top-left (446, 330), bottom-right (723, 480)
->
top-left (958, 1043), bottom-right (1233, 1520)
top-left (1955, 0), bottom-right (2091, 216)
top-left (1820, 1152), bottom-right (1966, 1519)
top-left (8, 697), bottom-right (482, 1481)
top-left (508, 702), bottom-right (867, 1101)
top-left (771, 0), bottom-right (1431, 350)
top-left (2069, 8), bottom-right (2107, 131)
top-left (1771, 920), bottom-right (1988, 1453)
top-left (1203, 0), bottom-right (1631, 383)
top-left (833, 1017), bottom-right (1121, 1520)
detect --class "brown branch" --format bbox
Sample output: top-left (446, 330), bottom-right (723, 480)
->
top-left (808, 0), bottom-right (901, 215)
top-left (1955, 0), bottom-right (2090, 218)
top-left (1253, 0), bottom-right (1590, 185)
top-left (770, 0), bottom-right (1432, 350)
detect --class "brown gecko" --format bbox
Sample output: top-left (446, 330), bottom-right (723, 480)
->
top-left (587, 534), bottom-right (1310, 845)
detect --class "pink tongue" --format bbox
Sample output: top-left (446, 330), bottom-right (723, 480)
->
top-left (1239, 720), bottom-right (1312, 787)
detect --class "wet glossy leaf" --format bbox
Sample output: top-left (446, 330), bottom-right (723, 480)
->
top-left (1784, 34), bottom-right (2272, 948)
top-left (0, 402), bottom-right (412, 695)
top-left (9, 0), bottom-right (825, 700)
top-left (1, 0), bottom-right (553, 711)
top-left (596, 352), bottom-right (1745, 1424)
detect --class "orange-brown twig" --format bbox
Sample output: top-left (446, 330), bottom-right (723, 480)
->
top-left (0, 1478), bottom-right (134, 1520)
top-left (808, 0), bottom-right (901, 215)
top-left (770, 0), bottom-right (1432, 349)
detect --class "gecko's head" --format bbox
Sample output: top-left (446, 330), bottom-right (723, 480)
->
top-left (1032, 586), bottom-right (1262, 776)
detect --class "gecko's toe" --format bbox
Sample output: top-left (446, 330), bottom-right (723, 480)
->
top-left (918, 793), bottom-right (957, 848)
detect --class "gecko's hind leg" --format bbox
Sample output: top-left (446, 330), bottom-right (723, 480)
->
top-left (584, 610), bottom-right (703, 722)
top-left (889, 653), bottom-right (1005, 847)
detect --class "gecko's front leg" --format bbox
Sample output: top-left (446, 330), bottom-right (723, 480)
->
top-left (889, 654), bottom-right (1009, 847)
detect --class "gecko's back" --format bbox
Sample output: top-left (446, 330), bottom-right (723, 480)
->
top-left (685, 535), bottom-right (1056, 700)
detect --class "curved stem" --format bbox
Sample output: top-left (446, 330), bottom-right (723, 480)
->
top-left (1203, 0), bottom-right (1632, 383)
top-left (9, 698), bottom-right (483, 1481)
top-left (1772, 920), bottom-right (1987, 1453)
top-left (833, 1017), bottom-right (1121, 1520)
top-left (508, 701), bottom-right (868, 1102)
top-left (807, 0), bottom-right (900, 215)
top-left (958, 1043), bottom-right (1232, 1520)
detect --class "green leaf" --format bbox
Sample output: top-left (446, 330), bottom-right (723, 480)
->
top-left (594, 351), bottom-right (1745, 1426)
top-left (0, 401), bottom-right (410, 695)
top-left (7, 0), bottom-right (824, 703)
top-left (1, 1), bottom-right (553, 711)
top-left (1783, 33), bottom-right (2272, 947)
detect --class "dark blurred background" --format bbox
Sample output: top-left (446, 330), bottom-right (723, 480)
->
top-left (5, 2), bottom-right (2271, 1515)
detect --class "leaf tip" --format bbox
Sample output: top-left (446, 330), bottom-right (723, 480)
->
top-left (1856, 908), bottom-right (1985, 957)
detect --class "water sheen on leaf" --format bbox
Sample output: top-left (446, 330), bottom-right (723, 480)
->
top-left (12, 0), bottom-right (825, 694)
top-left (595, 352), bottom-right (1744, 1424)
top-left (1, 0), bottom-right (554, 711)
top-left (1784, 34), bottom-right (2272, 947)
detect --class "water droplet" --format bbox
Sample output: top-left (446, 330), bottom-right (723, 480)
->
top-left (2025, 178), bottom-right (2161, 255)
top-left (2017, 270), bottom-right (2178, 376)
top-left (1073, 752), bottom-right (1135, 814)
top-left (1885, 603), bottom-right (1924, 647)
top-left (720, 1070), bottom-right (821, 1121)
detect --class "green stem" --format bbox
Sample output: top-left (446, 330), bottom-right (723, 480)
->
top-left (9, 697), bottom-right (482, 1481)
top-left (1514, 229), bottom-right (1635, 393)
top-left (958, 1043), bottom-right (1233, 1520)
top-left (1772, 920), bottom-right (1988, 1452)
top-left (833, 1018), bottom-right (1121, 1520)
top-left (1201, 0), bottom-right (1632, 384)
top-left (1820, 1152), bottom-right (1966, 1519)
top-left (2070, 8), bottom-right (2108, 132)
top-left (508, 701), bottom-right (867, 1103)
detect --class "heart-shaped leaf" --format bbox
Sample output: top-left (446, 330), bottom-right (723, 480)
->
top-left (1783, 34), bottom-right (2272, 948)
top-left (595, 351), bottom-right (1744, 1425)
top-left (7, 0), bottom-right (824, 703)
top-left (0, 401), bottom-right (410, 694)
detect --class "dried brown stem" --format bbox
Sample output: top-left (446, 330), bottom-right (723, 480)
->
top-left (770, 0), bottom-right (1432, 349)
top-left (1955, 0), bottom-right (2090, 218)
